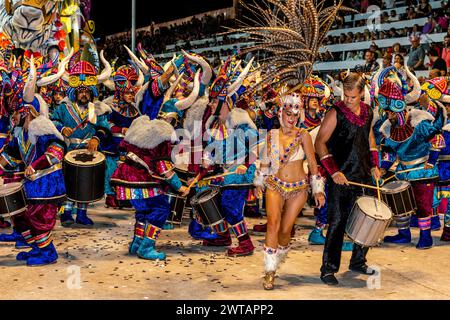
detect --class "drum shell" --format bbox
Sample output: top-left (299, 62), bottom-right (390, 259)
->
top-left (380, 182), bottom-right (416, 216)
top-left (346, 199), bottom-right (392, 247)
top-left (0, 184), bottom-right (27, 218)
top-left (166, 193), bottom-right (186, 224)
top-left (190, 188), bottom-right (223, 226)
top-left (63, 159), bottom-right (105, 203)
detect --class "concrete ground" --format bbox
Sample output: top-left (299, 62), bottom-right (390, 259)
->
top-left (0, 201), bottom-right (449, 300)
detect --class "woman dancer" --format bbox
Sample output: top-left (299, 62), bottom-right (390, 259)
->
top-left (254, 91), bottom-right (326, 290)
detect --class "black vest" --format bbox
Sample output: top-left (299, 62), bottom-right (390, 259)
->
top-left (327, 102), bottom-right (373, 183)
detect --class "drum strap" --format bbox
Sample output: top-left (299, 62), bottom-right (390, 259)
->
top-left (26, 163), bottom-right (63, 181)
top-left (126, 152), bottom-right (165, 181)
top-left (399, 155), bottom-right (428, 166)
top-left (66, 138), bottom-right (90, 145)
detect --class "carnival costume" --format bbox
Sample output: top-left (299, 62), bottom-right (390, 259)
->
top-left (253, 92), bottom-right (326, 287)
top-left (0, 57), bottom-right (66, 266)
top-left (102, 65), bottom-right (143, 208)
top-left (50, 45), bottom-right (112, 226)
top-left (110, 116), bottom-right (185, 260)
top-left (378, 81), bottom-right (443, 249)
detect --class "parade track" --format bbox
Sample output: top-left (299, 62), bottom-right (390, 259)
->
top-left (0, 201), bottom-right (449, 300)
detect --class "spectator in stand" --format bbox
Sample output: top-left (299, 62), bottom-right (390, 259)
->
top-left (382, 53), bottom-right (393, 68)
top-left (408, 36), bottom-right (427, 70)
top-left (370, 43), bottom-right (383, 58)
top-left (416, 0), bottom-right (433, 18)
top-left (356, 50), bottom-right (380, 74)
top-left (435, 11), bottom-right (449, 32)
top-left (442, 35), bottom-right (450, 69)
top-left (409, 24), bottom-right (423, 41)
top-left (394, 53), bottom-right (405, 69)
top-left (391, 42), bottom-right (403, 57)
top-left (423, 15), bottom-right (436, 34)
top-left (407, 6), bottom-right (417, 20)
top-left (388, 10), bottom-right (400, 22)
top-left (388, 27), bottom-right (400, 38)
top-left (381, 11), bottom-right (390, 23)
top-left (428, 48), bottom-right (448, 75)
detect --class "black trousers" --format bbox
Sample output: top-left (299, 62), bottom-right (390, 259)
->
top-left (320, 182), bottom-right (369, 274)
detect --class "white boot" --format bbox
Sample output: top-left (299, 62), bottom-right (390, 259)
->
top-left (263, 246), bottom-right (277, 290)
top-left (277, 244), bottom-right (291, 266)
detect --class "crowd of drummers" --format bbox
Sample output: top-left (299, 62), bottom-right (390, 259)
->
top-left (0, 40), bottom-right (449, 291)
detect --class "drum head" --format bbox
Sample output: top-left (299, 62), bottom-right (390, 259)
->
top-left (382, 180), bottom-right (411, 193)
top-left (0, 182), bottom-right (22, 196)
top-left (355, 196), bottom-right (392, 220)
top-left (196, 187), bottom-right (220, 204)
top-left (64, 149), bottom-right (105, 166)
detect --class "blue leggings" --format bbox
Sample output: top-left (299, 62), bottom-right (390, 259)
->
top-left (221, 189), bottom-right (247, 225)
top-left (131, 195), bottom-right (170, 229)
top-left (105, 155), bottom-right (119, 196)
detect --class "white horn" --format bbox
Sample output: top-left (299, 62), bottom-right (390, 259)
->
top-left (97, 50), bottom-right (112, 84)
top-left (37, 48), bottom-right (74, 87)
top-left (371, 66), bottom-right (383, 98)
top-left (228, 57), bottom-right (255, 97)
top-left (23, 55), bottom-right (36, 103)
top-left (181, 50), bottom-right (212, 85)
top-left (136, 67), bottom-right (145, 88)
top-left (404, 61), bottom-right (421, 104)
top-left (324, 83), bottom-right (331, 99)
top-left (102, 79), bottom-right (115, 91)
top-left (175, 71), bottom-right (200, 110)
top-left (124, 45), bottom-right (149, 75)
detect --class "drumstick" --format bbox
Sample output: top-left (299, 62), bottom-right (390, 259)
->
top-left (347, 181), bottom-right (386, 191)
top-left (202, 171), bottom-right (236, 181)
top-left (380, 174), bottom-right (396, 186)
top-left (187, 174), bottom-right (201, 189)
top-left (375, 177), bottom-right (381, 202)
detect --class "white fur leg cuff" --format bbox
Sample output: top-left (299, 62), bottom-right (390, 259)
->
top-left (254, 171), bottom-right (267, 188)
top-left (264, 247), bottom-right (278, 272)
top-left (310, 174), bottom-right (325, 195)
top-left (277, 245), bottom-right (290, 266)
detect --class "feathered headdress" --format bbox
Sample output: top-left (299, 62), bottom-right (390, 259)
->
top-left (224, 0), bottom-right (355, 94)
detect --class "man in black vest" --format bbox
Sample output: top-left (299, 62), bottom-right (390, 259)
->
top-left (315, 72), bottom-right (381, 285)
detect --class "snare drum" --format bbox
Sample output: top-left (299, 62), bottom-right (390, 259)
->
top-left (63, 149), bottom-right (105, 203)
top-left (0, 182), bottom-right (27, 218)
top-left (380, 181), bottom-right (416, 216)
top-left (190, 187), bottom-right (223, 227)
top-left (346, 196), bottom-right (392, 247)
top-left (166, 193), bottom-right (186, 225)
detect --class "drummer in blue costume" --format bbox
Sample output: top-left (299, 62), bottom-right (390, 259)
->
top-left (195, 56), bottom-right (263, 256)
top-left (51, 44), bottom-right (112, 226)
top-left (0, 56), bottom-right (66, 266)
top-left (377, 80), bottom-right (444, 249)
top-left (102, 65), bottom-right (143, 209)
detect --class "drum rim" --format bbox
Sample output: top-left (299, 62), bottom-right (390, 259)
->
top-left (166, 193), bottom-right (186, 198)
top-left (0, 206), bottom-right (27, 218)
top-left (195, 187), bottom-right (220, 204)
top-left (355, 195), bottom-right (393, 220)
top-left (64, 149), bottom-right (106, 165)
top-left (0, 182), bottom-right (24, 197)
top-left (381, 181), bottom-right (411, 194)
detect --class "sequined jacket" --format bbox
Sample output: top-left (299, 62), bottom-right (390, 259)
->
top-left (0, 116), bottom-right (66, 203)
